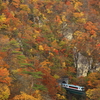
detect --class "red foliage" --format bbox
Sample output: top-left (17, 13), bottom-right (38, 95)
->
top-left (35, 37), bottom-right (45, 43)
top-left (96, 44), bottom-right (100, 47)
top-left (65, 1), bottom-right (71, 5)
top-left (53, 49), bottom-right (59, 55)
top-left (60, 49), bottom-right (66, 53)
top-left (2, 8), bottom-right (14, 18)
top-left (37, 67), bottom-right (59, 100)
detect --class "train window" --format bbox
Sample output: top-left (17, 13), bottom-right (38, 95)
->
top-left (69, 86), bottom-right (78, 89)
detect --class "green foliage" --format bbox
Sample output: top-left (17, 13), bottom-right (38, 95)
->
top-left (22, 70), bottom-right (43, 79)
top-left (12, 51), bottom-right (22, 54)
top-left (17, 55), bottom-right (26, 60)
top-left (9, 40), bottom-right (20, 48)
top-left (33, 84), bottom-right (47, 91)
top-left (20, 63), bottom-right (34, 68)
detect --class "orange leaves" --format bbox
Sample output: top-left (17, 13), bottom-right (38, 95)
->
top-left (73, 11), bottom-right (86, 23)
top-left (55, 15), bottom-right (62, 24)
top-left (0, 51), bottom-right (7, 58)
top-left (87, 72), bottom-right (100, 88)
top-left (40, 60), bottom-right (53, 73)
top-left (11, 0), bottom-right (20, 8)
top-left (43, 44), bottom-right (50, 51)
top-left (84, 21), bottom-right (98, 37)
top-left (0, 68), bottom-right (11, 85)
top-left (84, 21), bottom-right (98, 31)
top-left (73, 12), bottom-right (84, 18)
top-left (89, 0), bottom-right (100, 9)
top-left (65, 1), bottom-right (71, 5)
top-left (45, 2), bottom-right (53, 9)
top-left (0, 52), bottom-right (9, 68)
top-left (90, 30), bottom-right (96, 36)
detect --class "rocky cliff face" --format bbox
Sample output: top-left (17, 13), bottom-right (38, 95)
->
top-left (76, 52), bottom-right (90, 77)
top-left (74, 51), bottom-right (100, 77)
top-left (66, 33), bottom-right (100, 77)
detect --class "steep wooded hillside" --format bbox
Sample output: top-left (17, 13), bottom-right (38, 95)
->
top-left (0, 0), bottom-right (100, 100)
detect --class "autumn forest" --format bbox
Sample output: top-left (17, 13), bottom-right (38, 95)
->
top-left (0, 0), bottom-right (100, 100)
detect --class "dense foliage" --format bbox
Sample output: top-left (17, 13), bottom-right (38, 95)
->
top-left (0, 0), bottom-right (100, 100)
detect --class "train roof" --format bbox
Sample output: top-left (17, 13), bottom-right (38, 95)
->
top-left (62, 83), bottom-right (84, 88)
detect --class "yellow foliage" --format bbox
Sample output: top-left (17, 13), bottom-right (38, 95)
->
top-left (74, 31), bottom-right (82, 36)
top-left (33, 90), bottom-right (44, 100)
top-left (32, 0), bottom-right (38, 2)
top-left (47, 9), bottom-right (52, 13)
top-left (0, 83), bottom-right (10, 100)
top-left (86, 88), bottom-right (100, 100)
top-left (62, 62), bottom-right (66, 67)
top-left (0, 13), bottom-right (6, 22)
top-left (54, 74), bottom-right (60, 79)
top-left (59, 20), bottom-right (63, 25)
top-left (32, 33), bottom-right (40, 39)
top-left (42, 14), bottom-right (47, 20)
top-left (13, 92), bottom-right (37, 100)
top-left (74, 1), bottom-right (82, 11)
top-left (86, 89), bottom-right (93, 99)
top-left (87, 50), bottom-right (91, 56)
top-left (73, 12), bottom-right (84, 18)
top-left (39, 45), bottom-right (44, 50)
top-left (20, 4), bottom-right (30, 13)
top-left (77, 18), bottom-right (86, 23)
top-left (34, 30), bottom-right (40, 34)
top-left (59, 41), bottom-right (66, 46)
top-left (61, 15), bottom-right (67, 21)
top-left (56, 94), bottom-right (66, 100)
top-left (11, 11), bottom-right (15, 17)
top-left (40, 60), bottom-right (53, 67)
top-left (13, 27), bottom-right (17, 30)
top-left (30, 49), bottom-right (33, 52)
top-left (41, 60), bottom-right (51, 66)
top-left (13, 90), bottom-right (44, 100)
top-left (49, 52), bottom-right (54, 56)
top-left (12, 69), bottom-right (20, 74)
top-left (40, 60), bottom-right (52, 73)
top-left (33, 9), bottom-right (41, 16)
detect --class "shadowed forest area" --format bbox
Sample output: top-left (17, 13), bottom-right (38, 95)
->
top-left (0, 0), bottom-right (100, 100)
